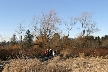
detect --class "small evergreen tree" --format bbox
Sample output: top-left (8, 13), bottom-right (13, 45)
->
top-left (23, 29), bottom-right (34, 48)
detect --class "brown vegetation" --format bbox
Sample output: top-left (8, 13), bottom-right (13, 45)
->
top-left (2, 56), bottom-right (108, 72)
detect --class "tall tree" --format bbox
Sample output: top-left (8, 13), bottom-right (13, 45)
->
top-left (63, 17), bottom-right (77, 49)
top-left (16, 22), bottom-right (25, 48)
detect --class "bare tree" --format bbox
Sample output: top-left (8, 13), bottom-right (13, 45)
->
top-left (40, 10), bottom-right (61, 38)
top-left (16, 22), bottom-right (25, 48)
top-left (40, 10), bottom-right (61, 48)
top-left (32, 10), bottom-right (61, 48)
top-left (30, 16), bottom-right (40, 37)
top-left (16, 23), bottom-right (25, 42)
top-left (64, 17), bottom-right (78, 36)
top-left (63, 17), bottom-right (77, 49)
top-left (79, 12), bottom-right (99, 36)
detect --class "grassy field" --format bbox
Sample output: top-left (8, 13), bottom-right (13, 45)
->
top-left (2, 56), bottom-right (108, 72)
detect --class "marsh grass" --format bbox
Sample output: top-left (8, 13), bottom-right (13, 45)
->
top-left (2, 56), bottom-right (108, 72)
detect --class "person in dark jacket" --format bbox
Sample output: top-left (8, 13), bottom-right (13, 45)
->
top-left (49, 49), bottom-right (53, 56)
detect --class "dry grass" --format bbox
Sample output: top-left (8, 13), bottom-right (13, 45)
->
top-left (2, 56), bottom-right (108, 72)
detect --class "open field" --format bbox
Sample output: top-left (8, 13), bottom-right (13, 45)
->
top-left (2, 56), bottom-right (108, 72)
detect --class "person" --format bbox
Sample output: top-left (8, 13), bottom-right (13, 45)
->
top-left (52, 51), bottom-right (54, 56)
top-left (46, 49), bottom-right (49, 57)
top-left (49, 49), bottom-right (53, 56)
top-left (52, 50), bottom-right (56, 56)
top-left (44, 50), bottom-right (47, 56)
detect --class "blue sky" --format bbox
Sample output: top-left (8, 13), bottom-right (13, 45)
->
top-left (0, 0), bottom-right (108, 41)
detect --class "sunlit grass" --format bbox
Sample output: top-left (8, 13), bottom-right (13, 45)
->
top-left (2, 56), bottom-right (108, 72)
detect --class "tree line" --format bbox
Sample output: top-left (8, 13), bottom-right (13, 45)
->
top-left (1, 10), bottom-right (108, 50)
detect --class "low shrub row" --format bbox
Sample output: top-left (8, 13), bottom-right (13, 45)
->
top-left (0, 47), bottom-right (108, 61)
top-left (0, 48), bottom-right (43, 61)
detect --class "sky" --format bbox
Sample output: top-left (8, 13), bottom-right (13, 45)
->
top-left (0, 0), bottom-right (108, 41)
